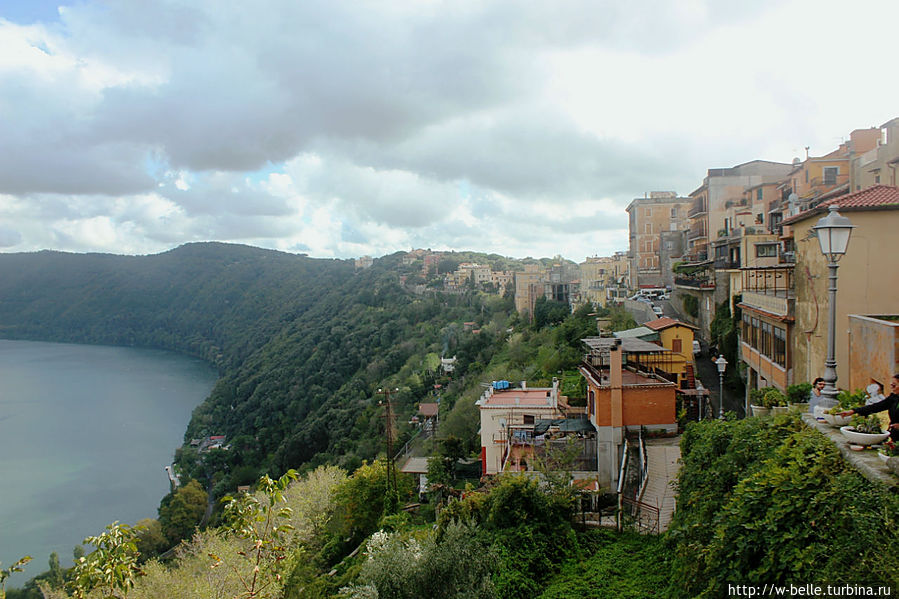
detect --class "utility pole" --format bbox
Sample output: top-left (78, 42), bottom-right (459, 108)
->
top-left (378, 387), bottom-right (399, 514)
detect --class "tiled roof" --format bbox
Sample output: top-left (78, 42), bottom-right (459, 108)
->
top-left (783, 185), bottom-right (899, 224)
top-left (644, 317), bottom-right (697, 331)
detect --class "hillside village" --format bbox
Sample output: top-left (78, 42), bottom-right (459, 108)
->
top-left (387, 116), bottom-right (899, 533)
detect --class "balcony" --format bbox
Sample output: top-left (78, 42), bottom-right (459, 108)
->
top-left (739, 265), bottom-right (794, 317)
top-left (675, 275), bottom-right (714, 289)
top-left (688, 199), bottom-right (707, 218)
top-left (714, 257), bottom-right (740, 270)
top-left (687, 222), bottom-right (708, 242)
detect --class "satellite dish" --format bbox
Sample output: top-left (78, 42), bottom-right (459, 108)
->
top-left (498, 418), bottom-right (507, 428)
top-left (792, 157), bottom-right (801, 165)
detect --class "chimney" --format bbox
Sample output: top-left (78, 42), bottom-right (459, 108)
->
top-left (521, 380), bottom-right (527, 390)
top-left (610, 340), bottom-right (623, 428)
top-left (551, 377), bottom-right (559, 407)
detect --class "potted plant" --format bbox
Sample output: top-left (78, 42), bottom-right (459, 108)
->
top-left (840, 415), bottom-right (890, 446)
top-left (749, 388), bottom-right (769, 417)
top-left (786, 382), bottom-right (812, 411)
top-left (822, 405), bottom-right (853, 427)
top-left (764, 389), bottom-right (789, 414)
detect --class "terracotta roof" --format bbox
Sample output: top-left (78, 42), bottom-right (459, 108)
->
top-left (644, 317), bottom-right (698, 331)
top-left (782, 185), bottom-right (899, 225)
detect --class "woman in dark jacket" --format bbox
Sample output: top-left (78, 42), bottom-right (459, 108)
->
top-left (842, 374), bottom-right (899, 441)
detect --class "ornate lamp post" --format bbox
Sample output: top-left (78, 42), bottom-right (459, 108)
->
top-left (716, 355), bottom-right (727, 420)
top-left (812, 205), bottom-right (854, 410)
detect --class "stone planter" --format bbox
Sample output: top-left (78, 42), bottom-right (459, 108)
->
top-left (771, 406), bottom-right (789, 415)
top-left (750, 405), bottom-right (770, 417)
top-left (839, 426), bottom-right (890, 446)
top-left (823, 412), bottom-right (853, 427)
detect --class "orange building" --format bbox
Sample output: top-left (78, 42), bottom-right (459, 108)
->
top-left (579, 337), bottom-right (677, 490)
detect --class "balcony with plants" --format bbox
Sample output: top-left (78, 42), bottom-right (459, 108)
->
top-left (673, 261), bottom-right (715, 289)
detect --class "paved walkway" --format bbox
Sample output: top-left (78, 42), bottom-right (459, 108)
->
top-left (641, 438), bottom-right (681, 532)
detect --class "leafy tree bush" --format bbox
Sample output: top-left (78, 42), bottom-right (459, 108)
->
top-left (666, 415), bottom-right (899, 597)
top-left (158, 480), bottom-right (208, 546)
top-left (682, 294), bottom-right (698, 318)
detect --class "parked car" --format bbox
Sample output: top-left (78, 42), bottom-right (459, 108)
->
top-left (693, 340), bottom-right (701, 357)
top-left (652, 305), bottom-right (664, 316)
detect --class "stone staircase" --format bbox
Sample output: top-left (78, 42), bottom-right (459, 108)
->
top-left (639, 438), bottom-right (681, 532)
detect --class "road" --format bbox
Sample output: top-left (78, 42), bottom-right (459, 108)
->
top-left (652, 297), bottom-right (746, 418)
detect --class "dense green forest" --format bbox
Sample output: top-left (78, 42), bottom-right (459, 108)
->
top-left (0, 244), bottom-right (522, 491)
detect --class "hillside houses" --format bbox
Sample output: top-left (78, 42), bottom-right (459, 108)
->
top-left (630, 117), bottom-right (899, 400)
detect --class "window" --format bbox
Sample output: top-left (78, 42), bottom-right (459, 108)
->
top-left (750, 317), bottom-right (759, 348)
top-left (773, 327), bottom-right (786, 367)
top-left (645, 223), bottom-right (653, 234)
top-left (823, 166), bottom-right (838, 185)
top-left (523, 414), bottom-right (535, 425)
top-left (760, 321), bottom-right (772, 357)
top-left (757, 188), bottom-right (763, 202)
top-left (671, 207), bottom-right (678, 218)
top-left (645, 207), bottom-right (652, 217)
top-left (756, 244), bottom-right (778, 258)
top-left (743, 313), bottom-right (751, 339)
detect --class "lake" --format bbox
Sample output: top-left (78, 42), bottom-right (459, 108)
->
top-left (0, 339), bottom-right (218, 585)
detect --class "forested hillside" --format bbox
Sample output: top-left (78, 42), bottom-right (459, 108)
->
top-left (0, 243), bottom-right (514, 493)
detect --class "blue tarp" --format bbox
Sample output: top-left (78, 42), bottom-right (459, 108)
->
top-left (492, 380), bottom-right (511, 390)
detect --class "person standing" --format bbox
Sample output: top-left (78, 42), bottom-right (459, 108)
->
top-left (841, 374), bottom-right (899, 441)
top-left (809, 377), bottom-right (825, 416)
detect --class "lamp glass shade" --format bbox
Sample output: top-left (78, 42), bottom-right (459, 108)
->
top-left (813, 206), bottom-right (854, 259)
top-left (715, 356), bottom-right (727, 373)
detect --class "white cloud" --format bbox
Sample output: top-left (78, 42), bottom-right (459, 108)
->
top-left (0, 0), bottom-right (897, 260)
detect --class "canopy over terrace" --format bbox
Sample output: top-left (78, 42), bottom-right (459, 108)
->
top-left (582, 336), bottom-right (678, 384)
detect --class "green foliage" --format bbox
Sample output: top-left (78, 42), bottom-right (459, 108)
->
top-left (666, 415), bottom-right (899, 597)
top-left (1, 556), bottom-right (32, 599)
top-left (426, 436), bottom-right (467, 487)
top-left (709, 300), bottom-right (743, 394)
top-left (132, 520), bottom-right (167, 562)
top-left (837, 388), bottom-right (867, 409)
top-left (786, 383), bottom-right (812, 404)
top-left (682, 294), bottom-right (699, 318)
top-left (533, 297), bottom-right (570, 329)
top-left (214, 470), bottom-right (299, 598)
top-left (340, 523), bottom-right (496, 599)
top-left (69, 522), bottom-right (142, 599)
top-left (849, 414), bottom-right (883, 434)
top-left (327, 461), bottom-right (412, 553)
top-left (538, 530), bottom-right (668, 599)
top-left (437, 475), bottom-right (578, 598)
top-left (158, 480), bottom-right (208, 546)
top-left (761, 388), bottom-right (786, 408)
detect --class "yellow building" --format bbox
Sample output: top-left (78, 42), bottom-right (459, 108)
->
top-left (784, 185), bottom-right (899, 387)
top-left (643, 317), bottom-right (698, 388)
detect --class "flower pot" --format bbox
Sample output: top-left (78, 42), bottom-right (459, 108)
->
top-left (771, 406), bottom-right (789, 415)
top-left (822, 412), bottom-right (852, 427)
top-left (788, 402), bottom-right (809, 412)
top-left (839, 426), bottom-right (890, 446)
top-left (750, 405), bottom-right (770, 417)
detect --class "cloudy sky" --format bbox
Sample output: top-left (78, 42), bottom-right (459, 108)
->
top-left (1, 0), bottom-right (897, 261)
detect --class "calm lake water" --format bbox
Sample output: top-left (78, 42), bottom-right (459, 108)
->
top-left (0, 339), bottom-right (217, 584)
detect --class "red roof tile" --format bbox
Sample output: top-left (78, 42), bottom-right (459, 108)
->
top-left (644, 317), bottom-right (697, 331)
top-left (782, 185), bottom-right (899, 224)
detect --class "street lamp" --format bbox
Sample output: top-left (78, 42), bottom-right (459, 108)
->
top-left (812, 205), bottom-right (854, 410)
top-left (715, 355), bottom-right (727, 420)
